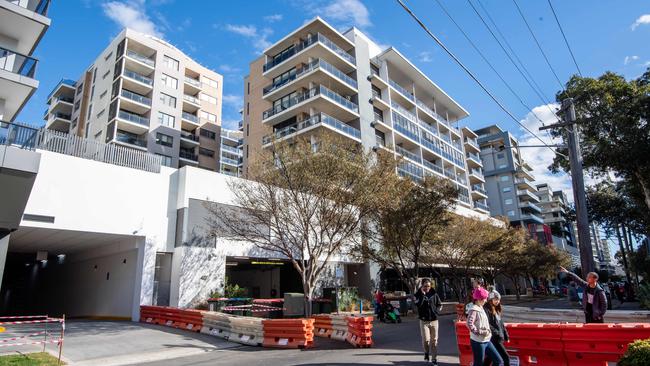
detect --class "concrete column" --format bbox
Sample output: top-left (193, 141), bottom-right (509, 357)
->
top-left (0, 235), bottom-right (8, 292)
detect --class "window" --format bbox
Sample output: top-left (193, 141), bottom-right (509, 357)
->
top-left (94, 131), bottom-right (102, 140)
top-left (74, 100), bottom-right (80, 111)
top-left (104, 51), bottom-right (113, 61)
top-left (160, 93), bottom-right (177, 108)
top-left (200, 129), bottom-right (216, 139)
top-left (246, 124), bottom-right (249, 136)
top-left (92, 68), bottom-right (97, 83)
top-left (87, 104), bottom-right (93, 120)
top-left (202, 77), bottom-right (218, 88)
top-left (156, 132), bottom-right (173, 147)
top-left (199, 111), bottom-right (217, 122)
top-left (157, 154), bottom-right (173, 167)
top-left (498, 164), bottom-right (508, 169)
top-left (246, 102), bottom-right (249, 115)
top-left (507, 210), bottom-right (515, 217)
top-left (96, 109), bottom-right (105, 118)
top-left (163, 55), bottom-right (179, 71)
top-left (200, 93), bottom-right (217, 104)
top-left (199, 147), bottom-right (214, 157)
top-left (102, 70), bottom-right (110, 79)
top-left (505, 198), bottom-right (513, 205)
top-left (100, 90), bottom-right (107, 99)
top-left (158, 112), bottom-right (175, 127)
top-left (497, 153), bottom-right (505, 159)
top-left (76, 83), bottom-right (84, 94)
top-left (90, 85), bottom-right (95, 99)
top-left (247, 82), bottom-right (250, 95)
top-left (161, 74), bottom-right (178, 89)
top-left (500, 175), bottom-right (510, 182)
top-left (502, 187), bottom-right (512, 192)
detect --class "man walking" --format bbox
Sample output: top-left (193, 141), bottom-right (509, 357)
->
top-left (559, 267), bottom-right (607, 323)
top-left (414, 279), bottom-right (443, 365)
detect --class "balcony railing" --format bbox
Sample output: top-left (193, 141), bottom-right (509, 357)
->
top-left (263, 59), bottom-right (357, 95)
top-left (123, 69), bottom-right (153, 86)
top-left (262, 85), bottom-right (358, 120)
top-left (465, 138), bottom-right (479, 149)
top-left (393, 117), bottom-right (420, 143)
top-left (115, 132), bottom-right (146, 148)
top-left (396, 145), bottom-right (421, 163)
top-left (180, 131), bottom-right (199, 142)
top-left (9, 0), bottom-right (51, 15)
top-left (263, 33), bottom-right (356, 72)
top-left (423, 160), bottom-right (443, 175)
top-left (419, 120), bottom-right (438, 136)
top-left (388, 79), bottom-right (414, 102)
top-left (221, 144), bottom-right (241, 154)
top-left (52, 96), bottom-right (74, 104)
top-left (375, 134), bottom-right (386, 147)
top-left (0, 122), bottom-right (39, 150)
top-left (472, 185), bottom-right (488, 195)
top-left (221, 156), bottom-right (240, 166)
top-left (183, 94), bottom-right (200, 104)
top-left (398, 161), bottom-right (424, 182)
top-left (182, 112), bottom-right (199, 123)
top-left (180, 150), bottom-right (198, 161)
top-left (126, 50), bottom-right (155, 67)
top-left (421, 138), bottom-right (441, 155)
top-left (474, 201), bottom-right (489, 211)
top-left (184, 76), bottom-right (201, 87)
top-left (416, 98), bottom-right (436, 118)
top-left (118, 110), bottom-right (149, 126)
top-left (520, 201), bottom-right (543, 212)
top-left (262, 113), bottom-right (360, 145)
top-left (466, 152), bottom-right (481, 162)
top-left (469, 168), bottom-right (484, 179)
top-left (440, 133), bottom-right (452, 144)
top-left (458, 194), bottom-right (471, 204)
top-left (391, 101), bottom-right (416, 122)
top-left (120, 89), bottom-right (151, 106)
top-left (47, 79), bottom-right (76, 100)
top-left (49, 112), bottom-right (71, 121)
top-left (0, 46), bottom-right (37, 78)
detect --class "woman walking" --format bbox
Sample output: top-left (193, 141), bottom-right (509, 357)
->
top-left (467, 287), bottom-right (503, 366)
top-left (483, 291), bottom-right (510, 366)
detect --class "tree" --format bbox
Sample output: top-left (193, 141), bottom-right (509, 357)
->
top-left (360, 174), bottom-right (458, 294)
top-left (206, 134), bottom-right (395, 316)
top-left (553, 71), bottom-right (650, 211)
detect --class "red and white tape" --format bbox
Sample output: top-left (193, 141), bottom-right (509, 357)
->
top-left (0, 315), bottom-right (47, 320)
top-left (0, 318), bottom-right (63, 325)
top-left (0, 331), bottom-right (46, 343)
top-left (0, 338), bottom-right (62, 348)
top-left (222, 304), bottom-right (284, 313)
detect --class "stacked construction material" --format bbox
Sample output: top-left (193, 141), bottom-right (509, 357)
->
top-left (313, 314), bottom-right (333, 338)
top-left (140, 306), bottom-right (203, 332)
top-left (346, 316), bottom-right (373, 348)
top-left (330, 314), bottom-right (349, 341)
top-left (201, 311), bottom-right (264, 346)
top-left (262, 318), bottom-right (314, 349)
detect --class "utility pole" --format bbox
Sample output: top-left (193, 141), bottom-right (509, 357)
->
top-left (540, 98), bottom-right (595, 273)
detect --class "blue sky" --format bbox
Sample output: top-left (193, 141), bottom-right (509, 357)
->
top-left (20, 1), bottom-right (649, 213)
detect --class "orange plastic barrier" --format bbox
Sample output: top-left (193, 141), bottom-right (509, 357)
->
top-left (454, 321), bottom-right (650, 366)
top-left (140, 306), bottom-right (203, 333)
top-left (456, 303), bottom-right (467, 321)
top-left (262, 318), bottom-right (314, 349)
top-left (346, 316), bottom-right (373, 348)
top-left (313, 315), bottom-right (333, 338)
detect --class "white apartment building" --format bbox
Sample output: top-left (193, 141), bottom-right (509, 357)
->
top-left (536, 183), bottom-right (579, 266)
top-left (242, 17), bottom-right (489, 214)
top-left (219, 127), bottom-right (243, 177)
top-left (44, 28), bottom-right (224, 171)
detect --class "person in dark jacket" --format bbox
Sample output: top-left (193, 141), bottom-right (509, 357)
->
top-left (560, 266), bottom-right (607, 323)
top-left (414, 278), bottom-right (443, 365)
top-left (483, 291), bottom-right (510, 366)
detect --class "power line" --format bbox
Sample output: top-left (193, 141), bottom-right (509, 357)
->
top-left (466, 0), bottom-right (560, 123)
top-left (395, 0), bottom-right (566, 158)
top-left (431, 0), bottom-right (551, 128)
top-left (547, 0), bottom-right (583, 77)
top-left (511, 0), bottom-right (565, 89)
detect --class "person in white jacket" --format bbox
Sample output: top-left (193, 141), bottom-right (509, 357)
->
top-left (466, 287), bottom-right (503, 366)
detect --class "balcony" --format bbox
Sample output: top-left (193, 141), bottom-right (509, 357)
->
top-left (182, 94), bottom-right (201, 112)
top-left (126, 49), bottom-right (155, 67)
top-left (472, 184), bottom-right (488, 196)
top-left (262, 85), bottom-right (358, 125)
top-left (180, 130), bottom-right (199, 145)
top-left (421, 138), bottom-right (442, 157)
top-left (469, 168), bottom-right (484, 180)
top-left (116, 110), bottom-right (149, 134)
top-left (221, 144), bottom-right (241, 154)
top-left (114, 131), bottom-right (147, 150)
top-left (474, 201), bottom-right (489, 212)
top-left (396, 145), bottom-right (421, 164)
top-left (0, 46), bottom-right (39, 121)
top-left (466, 152), bottom-right (482, 167)
top-left (391, 101), bottom-right (416, 122)
top-left (263, 33), bottom-right (356, 76)
top-left (119, 89), bottom-right (151, 114)
top-left (179, 149), bottom-right (198, 162)
top-left (388, 78), bottom-right (415, 103)
top-left (464, 137), bottom-right (480, 150)
top-left (262, 112), bottom-right (360, 145)
top-left (515, 177), bottom-right (536, 191)
top-left (517, 189), bottom-right (541, 202)
top-left (520, 213), bottom-right (544, 224)
top-left (519, 201), bottom-right (543, 213)
top-left (262, 58), bottom-right (357, 99)
top-left (220, 156), bottom-right (240, 166)
top-left (393, 116), bottom-right (420, 143)
top-left (45, 112), bottom-right (71, 132)
top-left (398, 161), bottom-right (424, 183)
top-left (184, 75), bottom-right (202, 94)
top-left (0, 0), bottom-right (51, 59)
top-left (457, 194), bottom-right (471, 204)
top-left (423, 160), bottom-right (443, 175)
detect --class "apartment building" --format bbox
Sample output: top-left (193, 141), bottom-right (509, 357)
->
top-left (44, 28), bottom-right (224, 171)
top-left (536, 183), bottom-right (579, 264)
top-left (573, 221), bottom-right (615, 273)
top-left (475, 125), bottom-right (545, 234)
top-left (0, 0), bottom-right (50, 121)
top-left (242, 17), bottom-right (487, 213)
top-left (219, 127), bottom-right (243, 177)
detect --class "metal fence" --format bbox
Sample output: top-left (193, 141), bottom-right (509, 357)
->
top-left (1, 122), bottom-right (162, 173)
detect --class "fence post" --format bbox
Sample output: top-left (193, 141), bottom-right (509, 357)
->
top-left (43, 314), bottom-right (48, 352)
top-left (57, 314), bottom-right (65, 365)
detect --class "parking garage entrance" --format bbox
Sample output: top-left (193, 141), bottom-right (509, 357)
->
top-left (225, 256), bottom-right (302, 298)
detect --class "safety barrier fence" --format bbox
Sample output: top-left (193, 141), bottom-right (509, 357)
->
top-left (502, 305), bottom-right (650, 324)
top-left (0, 315), bottom-right (65, 364)
top-left (312, 314), bottom-right (374, 348)
top-left (454, 321), bottom-right (650, 366)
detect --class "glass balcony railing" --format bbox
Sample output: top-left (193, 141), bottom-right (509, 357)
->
top-left (221, 144), bottom-right (241, 154)
top-left (9, 0), bottom-right (51, 15)
top-left (182, 112), bottom-right (199, 123)
top-left (440, 133), bottom-right (452, 144)
top-left (118, 110), bottom-right (149, 126)
top-left (418, 120), bottom-right (438, 136)
top-left (465, 138), bottom-right (479, 149)
top-left (180, 131), bottom-right (199, 142)
top-left (0, 46), bottom-right (37, 78)
top-left (47, 79), bottom-right (76, 100)
top-left (453, 141), bottom-right (463, 151)
top-left (470, 168), bottom-right (484, 178)
top-left (180, 150), bottom-right (198, 161)
top-left (398, 161), bottom-right (424, 182)
top-left (120, 89), bottom-right (151, 106)
top-left (183, 94), bottom-right (200, 104)
top-left (320, 85), bottom-right (358, 112)
top-left (375, 134), bottom-right (386, 147)
top-left (264, 58), bottom-right (358, 95)
top-left (184, 76), bottom-right (201, 87)
top-left (126, 50), bottom-right (155, 67)
top-left (262, 85), bottom-right (358, 120)
top-left (423, 160), bottom-right (443, 175)
top-left (421, 138), bottom-right (441, 155)
top-left (48, 112), bottom-right (71, 121)
top-left (388, 79), bottom-right (415, 102)
top-left (0, 122), bottom-right (39, 150)
top-left (416, 98), bottom-right (436, 118)
top-left (262, 113), bottom-right (360, 145)
top-left (115, 132), bottom-right (146, 148)
top-left (391, 101), bottom-right (416, 122)
top-left (52, 96), bottom-right (74, 104)
top-left (123, 69), bottom-right (153, 86)
top-left (221, 156), bottom-right (240, 166)
top-left (321, 112), bottom-right (361, 139)
top-left (444, 170), bottom-right (456, 180)
top-left (466, 152), bottom-right (481, 162)
top-left (472, 185), bottom-right (488, 195)
top-left (263, 33), bottom-right (356, 72)
top-left (474, 201), bottom-right (489, 211)
top-left (458, 194), bottom-right (471, 204)
top-left (393, 120), bottom-right (420, 143)
top-left (396, 145), bottom-right (421, 163)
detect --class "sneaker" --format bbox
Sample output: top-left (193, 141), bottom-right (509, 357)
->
top-left (431, 359), bottom-right (438, 366)
top-left (424, 353), bottom-right (429, 361)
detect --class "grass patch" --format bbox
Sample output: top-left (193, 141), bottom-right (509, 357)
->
top-left (0, 353), bottom-right (64, 365)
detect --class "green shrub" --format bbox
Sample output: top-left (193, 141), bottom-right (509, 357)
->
top-left (209, 276), bottom-right (248, 299)
top-left (638, 283), bottom-right (650, 310)
top-left (619, 338), bottom-right (650, 366)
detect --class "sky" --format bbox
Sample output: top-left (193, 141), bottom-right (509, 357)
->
top-left (19, 0), bottom-right (649, 245)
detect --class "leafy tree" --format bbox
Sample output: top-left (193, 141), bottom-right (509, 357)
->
top-left (206, 134), bottom-right (395, 315)
top-left (553, 71), bottom-right (650, 211)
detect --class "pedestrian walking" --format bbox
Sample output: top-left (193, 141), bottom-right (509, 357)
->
top-left (483, 291), bottom-right (510, 366)
top-left (414, 279), bottom-right (442, 365)
top-left (467, 287), bottom-right (504, 366)
top-left (559, 267), bottom-right (607, 323)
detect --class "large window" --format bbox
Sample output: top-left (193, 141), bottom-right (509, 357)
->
top-left (157, 154), bottom-right (173, 167)
top-left (158, 112), bottom-right (175, 128)
top-left (156, 132), bottom-right (173, 147)
top-left (199, 111), bottom-right (217, 123)
top-left (199, 147), bottom-right (215, 157)
top-left (200, 129), bottom-right (216, 139)
top-left (163, 55), bottom-right (179, 71)
top-left (202, 77), bottom-right (219, 88)
top-left (161, 74), bottom-right (178, 89)
top-left (160, 93), bottom-right (177, 108)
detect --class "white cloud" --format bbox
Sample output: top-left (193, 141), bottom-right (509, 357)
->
top-left (313, 0), bottom-right (371, 28)
top-left (264, 14), bottom-right (283, 22)
top-left (218, 64), bottom-right (241, 73)
top-left (222, 94), bottom-right (243, 109)
top-left (418, 51), bottom-right (433, 63)
top-left (631, 14), bottom-right (650, 30)
top-left (102, 1), bottom-right (163, 38)
top-left (644, 61), bottom-right (650, 67)
top-left (224, 24), bottom-right (273, 52)
top-left (222, 119), bottom-right (241, 130)
top-left (624, 55), bottom-right (639, 65)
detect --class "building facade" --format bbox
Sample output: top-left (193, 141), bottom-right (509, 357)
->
top-left (44, 28), bottom-right (224, 171)
top-left (219, 127), bottom-right (243, 177)
top-left (242, 17), bottom-right (488, 213)
top-left (536, 183), bottom-right (579, 265)
top-left (475, 125), bottom-right (545, 236)
top-left (573, 221), bottom-right (615, 273)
